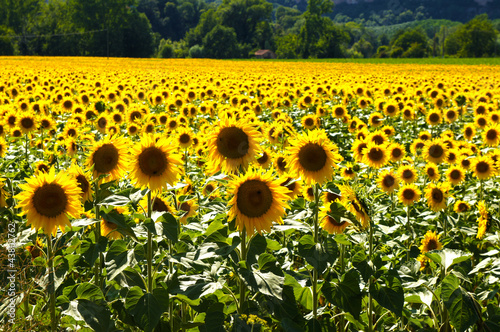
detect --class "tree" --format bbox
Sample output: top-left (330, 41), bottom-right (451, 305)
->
top-left (202, 25), bottom-right (240, 59)
top-left (391, 28), bottom-right (429, 58)
top-left (184, 8), bottom-right (219, 47)
top-left (299, 0), bottom-right (334, 58)
top-left (446, 14), bottom-right (497, 57)
top-left (276, 33), bottom-right (299, 59)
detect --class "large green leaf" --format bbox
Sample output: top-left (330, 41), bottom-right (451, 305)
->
top-left (425, 249), bottom-right (472, 273)
top-left (239, 268), bottom-right (284, 300)
top-left (77, 299), bottom-right (112, 332)
top-left (369, 269), bottom-right (404, 317)
top-left (80, 236), bottom-right (108, 266)
top-left (76, 282), bottom-right (105, 301)
top-left (105, 240), bottom-right (137, 281)
top-left (130, 293), bottom-right (164, 332)
top-left (98, 194), bottom-right (130, 206)
top-left (125, 286), bottom-right (144, 311)
top-left (158, 212), bottom-right (178, 242)
top-left (322, 269), bottom-right (362, 319)
top-left (298, 234), bottom-right (329, 274)
top-left (247, 233), bottom-right (267, 266)
top-left (441, 274), bottom-right (479, 332)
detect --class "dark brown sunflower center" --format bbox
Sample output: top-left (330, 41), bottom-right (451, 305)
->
top-left (21, 118), bottom-right (34, 129)
top-left (402, 169), bottom-right (413, 179)
top-left (33, 183), bottom-right (68, 218)
top-left (461, 159), bottom-right (470, 168)
top-left (76, 174), bottom-right (89, 194)
top-left (327, 215), bottom-right (346, 226)
top-left (465, 127), bottom-right (473, 136)
top-left (63, 100), bottom-right (73, 109)
top-left (236, 180), bottom-right (273, 218)
top-left (205, 184), bottom-right (215, 193)
top-left (429, 113), bottom-right (440, 123)
top-left (97, 117), bottom-right (107, 128)
top-left (298, 143), bottom-right (327, 172)
top-left (138, 147), bottom-right (167, 176)
top-left (93, 144), bottom-right (119, 174)
top-left (41, 119), bottom-right (51, 128)
top-left (486, 129), bottom-right (497, 140)
top-left (402, 189), bottom-right (416, 200)
top-left (327, 192), bottom-right (341, 202)
top-left (67, 128), bottom-right (76, 137)
top-left (357, 143), bottom-right (367, 155)
top-left (277, 157), bottom-right (287, 171)
top-left (217, 127), bottom-right (249, 159)
top-left (431, 188), bottom-right (444, 203)
top-left (446, 110), bottom-right (456, 119)
top-left (305, 118), bottom-right (314, 126)
top-left (383, 175), bottom-right (395, 188)
top-left (426, 239), bottom-right (438, 251)
top-left (257, 152), bottom-right (268, 164)
top-left (386, 105), bottom-right (396, 114)
top-left (476, 161), bottom-right (489, 174)
top-left (404, 110), bottom-right (412, 117)
top-left (372, 116), bottom-right (381, 124)
top-left (153, 198), bottom-right (170, 212)
top-left (372, 135), bottom-right (384, 145)
top-left (8, 116), bottom-right (16, 125)
top-left (335, 107), bottom-right (344, 116)
top-left (367, 148), bottom-right (384, 162)
top-left (478, 118), bottom-right (486, 127)
top-left (392, 149), bottom-right (402, 158)
top-left (450, 170), bottom-right (460, 180)
top-left (38, 164), bottom-right (49, 173)
top-left (345, 168), bottom-right (354, 175)
top-left (179, 133), bottom-right (190, 144)
top-left (458, 203), bottom-right (468, 212)
top-left (428, 145), bottom-right (444, 159)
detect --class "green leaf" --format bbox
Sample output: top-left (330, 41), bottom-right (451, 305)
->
top-left (130, 293), bottom-right (164, 332)
top-left (322, 269), bottom-right (362, 319)
top-left (298, 234), bottom-right (329, 274)
top-left (425, 249), bottom-right (472, 273)
top-left (284, 274), bottom-right (312, 310)
top-left (369, 269), bottom-right (404, 317)
top-left (352, 249), bottom-right (373, 282)
top-left (81, 236), bottom-right (108, 266)
top-left (258, 253), bottom-right (277, 271)
top-left (281, 317), bottom-right (304, 332)
top-left (158, 212), bottom-right (178, 242)
top-left (100, 209), bottom-right (137, 240)
top-left (76, 282), bottom-right (105, 301)
top-left (334, 233), bottom-right (351, 246)
top-left (99, 194), bottom-right (130, 206)
top-left (105, 240), bottom-right (137, 281)
top-left (72, 218), bottom-right (99, 227)
top-left (125, 286), bottom-right (144, 311)
top-left (247, 233), bottom-right (267, 266)
top-left (239, 268), bottom-right (284, 300)
top-left (441, 274), bottom-right (479, 332)
top-left (77, 299), bottom-right (112, 332)
top-left (198, 303), bottom-right (225, 332)
top-left (405, 290), bottom-right (433, 307)
top-left (204, 218), bottom-right (226, 237)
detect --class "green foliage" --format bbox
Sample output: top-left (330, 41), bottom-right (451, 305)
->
top-left (275, 33), bottom-right (299, 59)
top-left (445, 14), bottom-right (498, 57)
top-left (391, 28), bottom-right (429, 58)
top-left (202, 25), bottom-right (240, 59)
top-left (158, 39), bottom-right (174, 58)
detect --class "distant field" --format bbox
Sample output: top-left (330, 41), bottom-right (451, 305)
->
top-left (245, 57), bottom-right (500, 65)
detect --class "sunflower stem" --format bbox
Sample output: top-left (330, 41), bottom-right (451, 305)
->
top-left (406, 204), bottom-right (411, 261)
top-left (480, 179), bottom-right (483, 201)
top-left (93, 180), bottom-right (101, 288)
top-left (239, 227), bottom-right (247, 314)
top-left (312, 184), bottom-right (320, 321)
top-left (169, 239), bottom-right (174, 331)
top-left (47, 234), bottom-right (57, 331)
top-left (24, 133), bottom-right (29, 161)
top-left (147, 190), bottom-right (153, 292)
top-left (339, 243), bottom-right (345, 332)
top-left (368, 217), bottom-right (374, 332)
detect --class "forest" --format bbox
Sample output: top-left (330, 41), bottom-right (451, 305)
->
top-left (0, 0), bottom-right (499, 59)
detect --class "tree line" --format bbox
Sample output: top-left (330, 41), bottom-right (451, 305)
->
top-left (0, 0), bottom-right (498, 59)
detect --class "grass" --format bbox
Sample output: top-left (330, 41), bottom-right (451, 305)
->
top-left (239, 57), bottom-right (500, 65)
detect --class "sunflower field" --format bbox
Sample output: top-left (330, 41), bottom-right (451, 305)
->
top-left (0, 57), bottom-right (499, 332)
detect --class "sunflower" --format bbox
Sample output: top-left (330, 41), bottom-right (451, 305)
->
top-left (95, 114), bottom-right (109, 134)
top-left (419, 230), bottom-right (442, 254)
top-left (384, 102), bottom-right (399, 117)
top-left (367, 130), bottom-right (389, 145)
top-left (426, 109), bottom-right (442, 126)
top-left (463, 124), bottom-right (475, 141)
top-left (378, 170), bottom-right (399, 193)
top-left (178, 200), bottom-right (198, 224)
top-left (410, 139), bottom-right (425, 156)
top-left (302, 185), bottom-right (315, 201)
top-left (279, 175), bottom-right (302, 199)
top-left (176, 128), bottom-right (194, 149)
top-left (398, 165), bottom-right (418, 184)
top-left (476, 201), bottom-right (489, 239)
top-left (301, 115), bottom-right (317, 129)
top-left (255, 149), bottom-right (272, 169)
top-left (332, 106), bottom-right (346, 118)
top-left (352, 139), bottom-right (368, 163)
top-left (361, 143), bottom-right (388, 169)
top-left (398, 183), bottom-right (421, 206)
top-left (206, 118), bottom-right (261, 174)
top-left (322, 190), bottom-right (341, 203)
top-left (402, 107), bottom-right (414, 121)
top-left (17, 113), bottom-right (37, 134)
top-left (368, 112), bottom-right (384, 127)
top-left (0, 179), bottom-right (8, 208)
top-left (446, 165), bottom-right (465, 186)
top-left (202, 182), bottom-right (218, 198)
top-left (101, 208), bottom-right (126, 240)
top-left (127, 123), bottom-right (140, 136)
top-left (129, 134), bottom-right (183, 191)
top-left (139, 193), bottom-right (175, 216)
top-left (319, 204), bottom-right (350, 234)
top-left (470, 156), bottom-right (497, 180)
top-left (286, 129), bottom-right (342, 185)
top-left (482, 124), bottom-right (500, 147)
top-left (0, 137), bottom-right (8, 157)
top-left (382, 125), bottom-right (395, 137)
top-left (474, 115), bottom-right (488, 129)
top-left (425, 183), bottom-right (449, 212)
top-left (423, 139), bottom-right (448, 164)
top-left (453, 200), bottom-right (470, 213)
top-left (69, 164), bottom-right (93, 203)
top-left (458, 156), bottom-right (472, 170)
top-left (15, 168), bottom-right (83, 235)
top-left (228, 169), bottom-right (290, 235)
top-left (86, 136), bottom-right (129, 182)
top-left (338, 184), bottom-right (370, 228)
top-left (421, 164), bottom-right (439, 182)
top-left (341, 163), bottom-right (357, 180)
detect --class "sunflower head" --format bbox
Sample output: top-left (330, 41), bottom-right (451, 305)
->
top-left (362, 142), bottom-right (389, 169)
top-left (471, 156), bottom-right (497, 180)
top-left (228, 169), bottom-right (290, 235)
top-left (286, 129), bottom-right (342, 185)
top-left (15, 168), bottom-right (83, 235)
top-left (425, 183), bottom-right (449, 212)
top-left (378, 170), bottom-right (399, 193)
top-left (86, 136), bottom-right (129, 182)
top-left (419, 230), bottom-right (443, 254)
top-left (398, 183), bottom-right (421, 206)
top-left (319, 203), bottom-right (350, 234)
